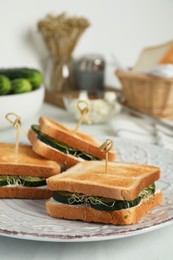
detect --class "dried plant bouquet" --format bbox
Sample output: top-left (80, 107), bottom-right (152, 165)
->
top-left (38, 13), bottom-right (90, 92)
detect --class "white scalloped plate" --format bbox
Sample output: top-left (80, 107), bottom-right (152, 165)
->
top-left (0, 138), bottom-right (172, 242)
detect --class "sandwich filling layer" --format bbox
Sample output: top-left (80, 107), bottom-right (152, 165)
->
top-left (31, 125), bottom-right (100, 161)
top-left (52, 183), bottom-right (156, 211)
top-left (0, 176), bottom-right (46, 187)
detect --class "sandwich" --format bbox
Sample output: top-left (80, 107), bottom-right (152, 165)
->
top-left (46, 161), bottom-right (162, 225)
top-left (0, 142), bottom-right (60, 199)
top-left (28, 116), bottom-right (116, 167)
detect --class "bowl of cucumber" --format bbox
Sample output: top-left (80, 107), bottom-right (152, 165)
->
top-left (0, 67), bottom-right (45, 129)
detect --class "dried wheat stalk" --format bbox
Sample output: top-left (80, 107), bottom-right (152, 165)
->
top-left (38, 13), bottom-right (90, 92)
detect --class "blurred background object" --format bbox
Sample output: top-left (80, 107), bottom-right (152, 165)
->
top-left (63, 90), bottom-right (121, 124)
top-left (0, 67), bottom-right (44, 129)
top-left (1, 0), bottom-right (173, 89)
top-left (116, 40), bottom-right (173, 119)
top-left (74, 54), bottom-right (105, 91)
top-left (0, 0), bottom-right (173, 134)
top-left (133, 40), bottom-right (173, 72)
top-left (0, 85), bottom-right (44, 129)
top-left (38, 13), bottom-right (90, 93)
top-left (116, 69), bottom-right (173, 119)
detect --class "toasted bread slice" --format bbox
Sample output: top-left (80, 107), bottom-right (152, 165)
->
top-left (0, 186), bottom-right (52, 199)
top-left (39, 116), bottom-right (115, 161)
top-left (160, 43), bottom-right (173, 64)
top-left (0, 142), bottom-right (60, 177)
top-left (134, 40), bottom-right (173, 71)
top-left (28, 129), bottom-right (82, 167)
top-left (46, 161), bottom-right (160, 201)
top-left (46, 191), bottom-right (162, 225)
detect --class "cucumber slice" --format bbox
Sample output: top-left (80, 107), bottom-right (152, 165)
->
top-left (0, 176), bottom-right (46, 187)
top-left (36, 132), bottom-right (99, 161)
top-left (31, 124), bottom-right (40, 134)
top-left (53, 182), bottom-right (155, 211)
top-left (0, 176), bottom-right (8, 186)
top-left (19, 176), bottom-right (46, 187)
top-left (89, 196), bottom-right (141, 211)
top-left (52, 191), bottom-right (82, 205)
top-left (52, 191), bottom-right (141, 211)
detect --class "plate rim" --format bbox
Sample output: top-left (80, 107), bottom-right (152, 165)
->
top-left (0, 216), bottom-right (173, 242)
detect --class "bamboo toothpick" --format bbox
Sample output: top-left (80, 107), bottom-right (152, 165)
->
top-left (99, 139), bottom-right (113, 174)
top-left (74, 100), bottom-right (92, 133)
top-left (5, 112), bottom-right (26, 154)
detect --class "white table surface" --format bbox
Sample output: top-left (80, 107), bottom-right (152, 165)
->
top-left (0, 102), bottom-right (173, 260)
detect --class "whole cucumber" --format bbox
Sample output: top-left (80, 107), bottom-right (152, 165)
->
top-left (0, 68), bottom-right (43, 89)
top-left (11, 78), bottom-right (32, 94)
top-left (0, 75), bottom-right (11, 95)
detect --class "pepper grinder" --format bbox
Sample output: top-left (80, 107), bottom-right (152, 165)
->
top-left (74, 54), bottom-right (105, 91)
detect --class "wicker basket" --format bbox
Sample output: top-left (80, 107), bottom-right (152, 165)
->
top-left (116, 70), bottom-right (173, 118)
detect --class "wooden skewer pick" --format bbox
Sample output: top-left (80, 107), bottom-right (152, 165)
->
top-left (74, 100), bottom-right (92, 133)
top-left (99, 139), bottom-right (113, 174)
top-left (5, 112), bottom-right (25, 154)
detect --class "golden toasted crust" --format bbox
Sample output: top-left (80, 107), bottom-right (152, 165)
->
top-left (39, 116), bottom-right (116, 161)
top-left (0, 142), bottom-right (60, 177)
top-left (46, 191), bottom-right (162, 225)
top-left (46, 161), bottom-right (160, 201)
top-left (0, 186), bottom-right (52, 199)
top-left (28, 129), bottom-right (83, 167)
top-left (28, 127), bottom-right (38, 144)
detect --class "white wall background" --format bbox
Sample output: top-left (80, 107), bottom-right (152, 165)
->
top-left (0, 0), bottom-right (173, 87)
